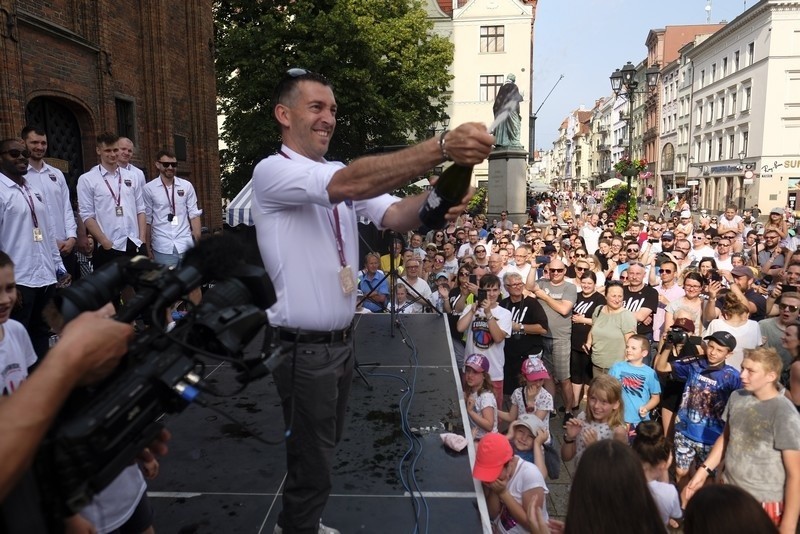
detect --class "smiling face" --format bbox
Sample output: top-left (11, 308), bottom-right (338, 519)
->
top-left (275, 80), bottom-right (336, 162)
top-left (705, 340), bottom-right (730, 366)
top-left (781, 324), bottom-right (800, 354)
top-left (0, 264), bottom-right (16, 324)
top-left (511, 425), bottom-right (535, 452)
top-left (0, 139), bottom-right (29, 180)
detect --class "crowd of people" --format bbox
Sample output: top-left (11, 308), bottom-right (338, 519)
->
top-left (356, 200), bottom-right (800, 533)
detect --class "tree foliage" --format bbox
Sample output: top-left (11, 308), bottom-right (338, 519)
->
top-left (214, 0), bottom-right (454, 199)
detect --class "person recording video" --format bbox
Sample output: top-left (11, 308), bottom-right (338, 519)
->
top-left (0, 250), bottom-right (170, 532)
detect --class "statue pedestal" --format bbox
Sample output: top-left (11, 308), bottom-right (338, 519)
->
top-left (488, 146), bottom-right (529, 223)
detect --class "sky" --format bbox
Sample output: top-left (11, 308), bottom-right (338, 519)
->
top-left (532, 0), bottom-right (751, 149)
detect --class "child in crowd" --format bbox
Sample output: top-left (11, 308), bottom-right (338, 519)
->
top-left (683, 485), bottom-right (779, 534)
top-left (390, 283), bottom-right (413, 313)
top-left (561, 375), bottom-right (627, 464)
top-left (632, 421), bottom-right (682, 528)
top-left (506, 414), bottom-right (549, 479)
top-left (0, 251), bottom-right (156, 534)
top-left (609, 335), bottom-right (661, 440)
top-left (499, 358), bottom-right (553, 427)
top-left (654, 330), bottom-right (741, 487)
top-left (472, 432), bottom-right (549, 534)
top-left (684, 347), bottom-right (800, 533)
top-left (463, 353), bottom-right (497, 440)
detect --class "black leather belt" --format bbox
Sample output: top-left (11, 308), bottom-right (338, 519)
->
top-left (273, 325), bottom-right (352, 345)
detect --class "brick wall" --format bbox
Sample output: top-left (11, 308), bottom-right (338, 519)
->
top-left (1, 0), bottom-right (222, 230)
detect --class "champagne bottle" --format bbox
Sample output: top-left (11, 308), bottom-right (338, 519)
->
top-left (418, 163), bottom-right (473, 229)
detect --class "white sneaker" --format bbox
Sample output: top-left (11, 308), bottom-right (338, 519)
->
top-left (273, 521), bottom-right (340, 534)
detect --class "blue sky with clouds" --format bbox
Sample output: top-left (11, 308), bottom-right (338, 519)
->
top-left (532, 0), bottom-right (750, 149)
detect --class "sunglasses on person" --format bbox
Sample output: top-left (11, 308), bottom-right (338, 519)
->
top-left (576, 253), bottom-right (587, 258)
top-left (158, 161), bottom-right (178, 167)
top-left (627, 248), bottom-right (639, 253)
top-left (0, 148), bottom-right (31, 159)
top-left (548, 268), bottom-right (565, 273)
top-left (660, 268), bottom-right (673, 274)
top-left (780, 303), bottom-right (800, 313)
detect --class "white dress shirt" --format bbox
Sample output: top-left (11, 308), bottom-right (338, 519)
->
top-left (0, 172), bottom-right (62, 286)
top-left (77, 165), bottom-right (145, 251)
top-left (25, 162), bottom-right (77, 242)
top-left (143, 176), bottom-right (203, 255)
top-left (252, 145), bottom-right (398, 330)
top-left (121, 163), bottom-right (147, 190)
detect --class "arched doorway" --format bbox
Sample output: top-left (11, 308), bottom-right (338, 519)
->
top-left (25, 97), bottom-right (84, 191)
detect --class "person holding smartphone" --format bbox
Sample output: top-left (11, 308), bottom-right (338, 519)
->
top-left (457, 274), bottom-right (513, 409)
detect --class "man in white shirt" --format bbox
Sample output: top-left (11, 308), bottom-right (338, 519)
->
top-left (457, 229), bottom-right (482, 258)
top-left (0, 138), bottom-right (64, 356)
top-left (117, 137), bottom-right (147, 189)
top-left (399, 258), bottom-right (433, 312)
top-left (77, 132), bottom-right (147, 271)
top-left (688, 230), bottom-right (715, 263)
top-left (22, 126), bottom-right (77, 279)
top-left (143, 150), bottom-right (202, 267)
top-left (580, 213), bottom-right (602, 255)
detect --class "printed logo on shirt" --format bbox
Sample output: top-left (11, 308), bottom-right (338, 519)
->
top-left (177, 189), bottom-right (185, 197)
top-left (48, 173), bottom-right (57, 182)
top-left (34, 192), bottom-right (43, 203)
top-left (618, 371), bottom-right (647, 400)
top-left (574, 299), bottom-right (596, 316)
top-left (124, 179), bottom-right (132, 187)
top-left (472, 317), bottom-right (493, 349)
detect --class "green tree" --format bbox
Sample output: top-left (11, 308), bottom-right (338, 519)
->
top-left (214, 0), bottom-right (453, 199)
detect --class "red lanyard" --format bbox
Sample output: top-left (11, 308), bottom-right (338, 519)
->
top-left (18, 183), bottom-right (39, 228)
top-left (278, 150), bottom-right (347, 267)
top-left (161, 178), bottom-right (176, 215)
top-left (102, 168), bottom-right (122, 207)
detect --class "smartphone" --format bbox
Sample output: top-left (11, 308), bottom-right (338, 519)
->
top-left (781, 284), bottom-right (796, 294)
top-left (477, 289), bottom-right (487, 302)
top-left (469, 274), bottom-right (477, 285)
top-left (535, 256), bottom-right (551, 265)
top-left (709, 270), bottom-right (723, 282)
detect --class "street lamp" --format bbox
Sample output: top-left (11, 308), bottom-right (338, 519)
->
top-left (609, 62), bottom-right (660, 227)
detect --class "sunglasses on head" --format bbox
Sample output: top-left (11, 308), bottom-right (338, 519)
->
top-left (1, 148), bottom-right (30, 159)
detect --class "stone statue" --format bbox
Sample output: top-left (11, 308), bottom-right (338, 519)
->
top-left (493, 73), bottom-right (524, 147)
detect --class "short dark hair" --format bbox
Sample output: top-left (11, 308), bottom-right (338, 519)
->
top-left (155, 149), bottom-right (176, 160)
top-left (96, 131), bottom-right (119, 147)
top-left (20, 125), bottom-right (46, 139)
top-left (0, 139), bottom-right (23, 152)
top-left (479, 273), bottom-right (501, 289)
top-left (0, 250), bottom-right (14, 268)
top-left (272, 70), bottom-right (331, 111)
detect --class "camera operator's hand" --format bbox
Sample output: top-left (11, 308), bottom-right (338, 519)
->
top-left (57, 303), bottom-right (134, 386)
top-left (772, 284), bottom-right (783, 300)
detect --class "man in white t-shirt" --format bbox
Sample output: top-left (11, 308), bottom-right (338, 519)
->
top-left (580, 213), bottom-right (602, 255)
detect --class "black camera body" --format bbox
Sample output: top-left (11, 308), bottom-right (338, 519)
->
top-left (40, 237), bottom-right (276, 517)
top-left (665, 327), bottom-right (689, 346)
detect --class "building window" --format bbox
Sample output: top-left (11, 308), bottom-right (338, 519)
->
top-left (711, 64), bottom-right (716, 82)
top-left (700, 70), bottom-right (705, 87)
top-left (717, 136), bottom-right (724, 160)
top-left (730, 92), bottom-right (737, 115)
top-left (719, 97), bottom-right (725, 120)
top-left (744, 86), bottom-right (752, 111)
top-left (479, 75), bottom-right (505, 101)
top-left (722, 57), bottom-right (728, 76)
top-left (696, 103), bottom-right (703, 126)
top-left (742, 131), bottom-right (749, 155)
top-left (115, 98), bottom-right (135, 142)
top-left (734, 51), bottom-right (740, 71)
top-left (747, 42), bottom-right (754, 66)
top-left (480, 26), bottom-right (504, 53)
top-left (728, 134), bottom-right (735, 159)
top-left (707, 139), bottom-right (713, 161)
top-left (708, 102), bottom-right (714, 123)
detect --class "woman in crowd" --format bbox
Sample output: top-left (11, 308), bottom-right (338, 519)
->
top-left (430, 230), bottom-right (447, 249)
top-left (584, 254), bottom-right (606, 292)
top-left (570, 272), bottom-right (606, 419)
top-left (703, 291), bottom-right (761, 370)
top-left (584, 282), bottom-right (636, 375)
top-left (698, 257), bottom-right (718, 282)
top-left (782, 321), bottom-right (800, 410)
top-left (663, 272), bottom-right (705, 337)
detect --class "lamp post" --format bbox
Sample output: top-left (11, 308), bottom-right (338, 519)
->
top-left (609, 61), bottom-right (660, 227)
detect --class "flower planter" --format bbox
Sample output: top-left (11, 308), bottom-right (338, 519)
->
top-left (619, 167), bottom-right (639, 177)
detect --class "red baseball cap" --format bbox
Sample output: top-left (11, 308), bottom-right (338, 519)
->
top-left (472, 433), bottom-right (513, 482)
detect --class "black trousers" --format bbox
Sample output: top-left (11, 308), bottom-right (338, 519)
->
top-left (273, 339), bottom-right (354, 534)
top-left (12, 284), bottom-right (56, 359)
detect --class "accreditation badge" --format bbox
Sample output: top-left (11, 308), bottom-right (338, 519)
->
top-left (339, 265), bottom-right (356, 295)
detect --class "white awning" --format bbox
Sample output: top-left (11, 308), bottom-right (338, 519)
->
top-left (226, 179), bottom-right (254, 226)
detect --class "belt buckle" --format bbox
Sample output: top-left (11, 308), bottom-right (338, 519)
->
top-left (341, 328), bottom-right (349, 342)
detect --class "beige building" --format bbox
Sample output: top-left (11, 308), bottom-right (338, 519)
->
top-left (427, 0), bottom-right (537, 185)
top-left (685, 0), bottom-right (800, 213)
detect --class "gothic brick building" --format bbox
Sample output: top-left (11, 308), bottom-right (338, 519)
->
top-left (0, 0), bottom-right (222, 229)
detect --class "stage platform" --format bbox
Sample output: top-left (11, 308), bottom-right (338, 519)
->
top-left (148, 313), bottom-right (500, 533)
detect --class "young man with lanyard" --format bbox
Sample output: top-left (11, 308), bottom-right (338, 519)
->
top-left (0, 138), bottom-right (65, 357)
top-left (77, 132), bottom-right (147, 271)
top-left (252, 69), bottom-right (493, 534)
